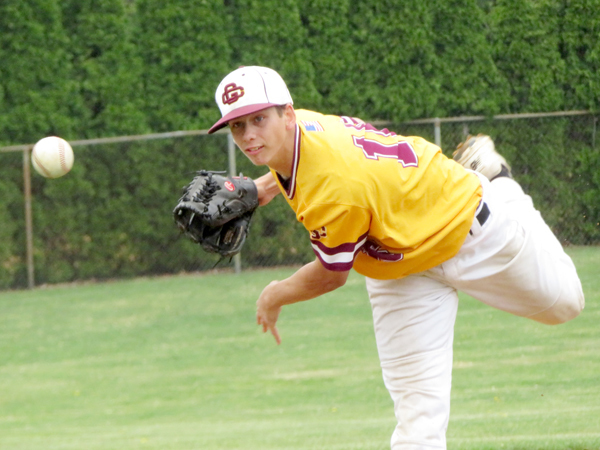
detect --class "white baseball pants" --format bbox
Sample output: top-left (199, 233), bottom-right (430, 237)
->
top-left (366, 174), bottom-right (585, 450)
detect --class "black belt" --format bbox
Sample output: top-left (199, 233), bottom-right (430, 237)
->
top-left (469, 202), bottom-right (489, 236)
top-left (476, 202), bottom-right (490, 226)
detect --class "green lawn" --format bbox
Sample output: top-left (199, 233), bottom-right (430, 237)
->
top-left (0, 247), bottom-right (598, 450)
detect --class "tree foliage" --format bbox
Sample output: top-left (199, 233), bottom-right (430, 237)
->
top-left (135, 0), bottom-right (233, 132)
top-left (0, 0), bottom-right (76, 144)
top-left (431, 0), bottom-right (510, 116)
top-left (558, 0), bottom-right (600, 111)
top-left (490, 0), bottom-right (565, 112)
top-left (60, 0), bottom-right (148, 137)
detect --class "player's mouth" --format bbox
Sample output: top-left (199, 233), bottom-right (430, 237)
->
top-left (245, 145), bottom-right (264, 155)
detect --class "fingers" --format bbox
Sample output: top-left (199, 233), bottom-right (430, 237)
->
top-left (271, 326), bottom-right (281, 345)
top-left (256, 281), bottom-right (281, 344)
top-left (257, 314), bottom-right (281, 344)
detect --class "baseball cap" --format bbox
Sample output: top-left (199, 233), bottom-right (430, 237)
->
top-left (208, 66), bottom-right (293, 134)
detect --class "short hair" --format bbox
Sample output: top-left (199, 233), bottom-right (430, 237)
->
top-left (275, 104), bottom-right (287, 117)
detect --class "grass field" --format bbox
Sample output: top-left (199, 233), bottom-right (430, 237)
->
top-left (0, 247), bottom-right (598, 450)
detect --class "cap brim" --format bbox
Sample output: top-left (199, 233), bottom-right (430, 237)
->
top-left (208, 103), bottom-right (279, 134)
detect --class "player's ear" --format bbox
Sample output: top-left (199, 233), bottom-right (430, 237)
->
top-left (284, 104), bottom-right (296, 130)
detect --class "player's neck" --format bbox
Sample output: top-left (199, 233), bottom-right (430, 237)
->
top-left (269, 126), bottom-right (296, 179)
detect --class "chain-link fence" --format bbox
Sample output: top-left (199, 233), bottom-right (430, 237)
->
top-left (1, 110), bottom-right (598, 290)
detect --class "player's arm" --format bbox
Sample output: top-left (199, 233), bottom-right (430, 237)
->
top-left (256, 258), bottom-right (350, 344)
top-left (254, 172), bottom-right (281, 206)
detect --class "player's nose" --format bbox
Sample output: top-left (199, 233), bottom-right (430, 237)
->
top-left (242, 125), bottom-right (257, 142)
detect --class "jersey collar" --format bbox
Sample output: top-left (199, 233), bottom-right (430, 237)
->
top-left (277, 123), bottom-right (301, 199)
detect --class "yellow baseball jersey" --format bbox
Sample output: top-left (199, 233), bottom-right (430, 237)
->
top-left (271, 109), bottom-right (483, 280)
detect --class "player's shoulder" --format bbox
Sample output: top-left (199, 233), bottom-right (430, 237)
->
top-left (295, 109), bottom-right (343, 131)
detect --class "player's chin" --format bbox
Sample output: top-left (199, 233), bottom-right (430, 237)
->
top-left (244, 152), bottom-right (268, 166)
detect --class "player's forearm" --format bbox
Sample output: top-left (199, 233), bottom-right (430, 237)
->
top-left (256, 256), bottom-right (349, 344)
top-left (255, 172), bottom-right (280, 206)
top-left (262, 260), bottom-right (349, 308)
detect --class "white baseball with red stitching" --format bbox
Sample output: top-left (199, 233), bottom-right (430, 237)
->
top-left (31, 136), bottom-right (74, 179)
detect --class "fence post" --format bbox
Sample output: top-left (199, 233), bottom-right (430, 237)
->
top-left (434, 118), bottom-right (441, 148)
top-left (227, 132), bottom-right (242, 274)
top-left (462, 124), bottom-right (470, 140)
top-left (23, 147), bottom-right (35, 288)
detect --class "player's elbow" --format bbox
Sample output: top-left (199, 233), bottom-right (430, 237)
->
top-left (312, 259), bottom-right (350, 293)
top-left (321, 270), bottom-right (349, 293)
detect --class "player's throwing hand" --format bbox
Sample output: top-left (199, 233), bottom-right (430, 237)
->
top-left (256, 281), bottom-right (282, 345)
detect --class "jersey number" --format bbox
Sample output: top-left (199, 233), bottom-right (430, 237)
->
top-left (352, 136), bottom-right (418, 168)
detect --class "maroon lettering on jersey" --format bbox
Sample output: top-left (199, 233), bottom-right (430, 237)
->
top-left (352, 136), bottom-right (419, 168)
top-left (310, 226), bottom-right (327, 240)
top-left (364, 123), bottom-right (396, 136)
top-left (222, 83), bottom-right (245, 105)
top-left (362, 241), bottom-right (404, 262)
top-left (340, 116), bottom-right (396, 137)
top-left (340, 116), bottom-right (366, 129)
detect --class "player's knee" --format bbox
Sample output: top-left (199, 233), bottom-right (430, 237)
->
top-left (530, 291), bottom-right (585, 325)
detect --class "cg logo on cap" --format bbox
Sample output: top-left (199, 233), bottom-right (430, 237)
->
top-left (222, 83), bottom-right (245, 105)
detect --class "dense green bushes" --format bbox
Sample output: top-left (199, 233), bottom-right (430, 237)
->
top-left (1, 0), bottom-right (599, 288)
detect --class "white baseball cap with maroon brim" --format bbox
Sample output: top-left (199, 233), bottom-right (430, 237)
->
top-left (208, 66), bottom-right (293, 134)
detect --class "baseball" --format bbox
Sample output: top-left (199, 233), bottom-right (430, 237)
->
top-left (31, 136), bottom-right (74, 179)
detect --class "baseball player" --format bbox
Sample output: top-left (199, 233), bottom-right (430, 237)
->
top-left (207, 66), bottom-right (585, 449)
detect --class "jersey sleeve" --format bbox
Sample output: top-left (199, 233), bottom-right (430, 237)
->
top-left (300, 203), bottom-right (371, 271)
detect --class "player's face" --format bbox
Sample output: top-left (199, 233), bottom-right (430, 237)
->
top-left (228, 106), bottom-right (294, 171)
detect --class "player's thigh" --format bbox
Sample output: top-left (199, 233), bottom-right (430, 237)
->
top-left (366, 274), bottom-right (458, 362)
top-left (446, 194), bottom-right (583, 322)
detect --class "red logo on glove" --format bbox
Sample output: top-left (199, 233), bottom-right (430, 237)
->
top-left (224, 181), bottom-right (235, 192)
top-left (222, 83), bottom-right (245, 105)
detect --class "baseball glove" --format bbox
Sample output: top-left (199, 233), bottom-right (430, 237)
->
top-left (173, 170), bottom-right (259, 257)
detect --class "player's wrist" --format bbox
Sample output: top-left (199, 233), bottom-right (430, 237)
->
top-left (258, 281), bottom-right (282, 308)
top-left (255, 173), bottom-right (280, 206)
